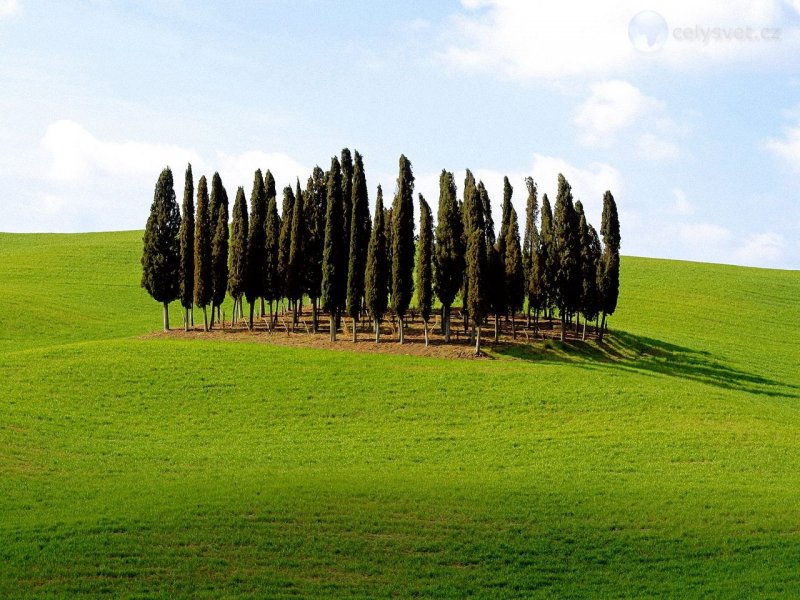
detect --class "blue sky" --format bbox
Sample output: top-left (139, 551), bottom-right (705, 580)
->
top-left (1, 0), bottom-right (799, 269)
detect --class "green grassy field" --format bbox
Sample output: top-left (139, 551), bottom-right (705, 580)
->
top-left (1, 230), bottom-right (799, 598)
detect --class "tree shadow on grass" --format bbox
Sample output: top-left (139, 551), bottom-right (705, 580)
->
top-left (490, 330), bottom-right (798, 399)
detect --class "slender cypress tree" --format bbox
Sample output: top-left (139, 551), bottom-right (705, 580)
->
top-left (193, 175), bottom-right (213, 332)
top-left (277, 185), bottom-right (295, 309)
top-left (497, 176), bottom-right (513, 263)
top-left (539, 192), bottom-right (556, 323)
top-left (227, 186), bottom-right (248, 325)
top-left (341, 148), bottom-right (353, 259)
top-left (479, 181), bottom-right (503, 341)
top-left (504, 205), bottom-right (525, 339)
top-left (244, 169), bottom-right (267, 329)
top-left (345, 150), bottom-right (370, 341)
top-left (598, 190), bottom-right (621, 340)
top-left (304, 166), bottom-right (327, 332)
top-left (178, 163), bottom-right (194, 331)
top-left (391, 154), bottom-right (415, 343)
top-left (210, 172), bottom-right (229, 327)
top-left (466, 227), bottom-right (487, 355)
top-left (433, 170), bottom-right (464, 342)
top-left (321, 156), bottom-right (345, 341)
top-left (576, 203), bottom-right (601, 340)
top-left (262, 170), bottom-right (277, 317)
top-left (142, 167), bottom-right (181, 331)
top-left (522, 177), bottom-right (543, 333)
top-left (461, 170), bottom-right (483, 332)
top-left (286, 180), bottom-right (305, 328)
top-left (417, 194), bottom-right (434, 346)
top-left (364, 187), bottom-right (388, 342)
top-left (552, 174), bottom-right (581, 341)
top-left (384, 206), bottom-right (393, 302)
top-left (264, 194), bottom-right (281, 322)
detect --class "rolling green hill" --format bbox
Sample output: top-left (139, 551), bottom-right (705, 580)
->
top-left (1, 230), bottom-right (799, 598)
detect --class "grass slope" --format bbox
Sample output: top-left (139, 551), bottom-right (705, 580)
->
top-left (1, 231), bottom-right (799, 598)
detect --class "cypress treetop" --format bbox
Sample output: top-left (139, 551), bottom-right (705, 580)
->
top-left (193, 174), bottom-right (213, 312)
top-left (264, 194), bottom-right (281, 303)
top-left (277, 185), bottom-right (295, 298)
top-left (227, 186), bottom-right (248, 301)
top-left (244, 169), bottom-right (267, 307)
top-left (504, 205), bottom-right (525, 315)
top-left (416, 193), bottom-right (434, 323)
top-left (304, 166), bottom-right (327, 302)
top-left (321, 156), bottom-right (345, 314)
top-left (286, 181), bottom-right (305, 303)
top-left (364, 187), bottom-right (388, 325)
top-left (346, 150), bottom-right (371, 321)
top-left (141, 167), bottom-right (181, 310)
top-left (433, 170), bottom-right (464, 310)
top-left (391, 154), bottom-right (415, 323)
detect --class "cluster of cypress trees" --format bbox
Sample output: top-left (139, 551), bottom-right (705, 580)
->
top-left (142, 151), bottom-right (620, 354)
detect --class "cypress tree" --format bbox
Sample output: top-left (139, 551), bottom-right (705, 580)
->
top-left (345, 150), bottom-right (370, 341)
top-left (227, 186), bottom-right (248, 325)
top-left (479, 181), bottom-right (503, 341)
top-left (277, 185), bottom-right (295, 309)
top-left (522, 177), bottom-right (543, 333)
top-left (364, 186), bottom-right (388, 343)
top-left (497, 176), bottom-right (513, 263)
top-left (178, 163), bottom-right (194, 331)
top-left (193, 175), bottom-right (213, 332)
top-left (391, 154), bottom-right (415, 343)
top-left (433, 170), bottom-right (464, 343)
top-left (461, 170), bottom-right (483, 331)
top-left (341, 148), bottom-right (353, 258)
top-left (576, 203), bottom-right (601, 341)
top-left (304, 166), bottom-right (327, 332)
top-left (384, 206), bottom-right (393, 302)
top-left (141, 167), bottom-right (181, 331)
top-left (417, 194), bottom-right (434, 346)
top-left (244, 169), bottom-right (267, 329)
top-left (264, 194), bottom-right (281, 323)
top-left (286, 180), bottom-right (305, 329)
top-left (598, 190), bottom-right (621, 340)
top-left (262, 170), bottom-right (277, 317)
top-left (504, 205), bottom-right (525, 339)
top-left (321, 156), bottom-right (345, 341)
top-left (210, 172), bottom-right (229, 327)
top-left (539, 192), bottom-right (556, 324)
top-left (552, 174), bottom-right (581, 341)
top-left (465, 227), bottom-right (487, 355)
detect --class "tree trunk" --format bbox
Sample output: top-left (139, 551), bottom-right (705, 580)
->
top-left (209, 304), bottom-right (215, 329)
top-left (190, 305), bottom-right (194, 326)
top-left (511, 310), bottom-right (516, 340)
top-left (202, 306), bottom-right (208, 332)
top-left (582, 319), bottom-right (587, 341)
top-left (598, 312), bottom-right (606, 342)
top-left (560, 312), bottom-right (566, 342)
top-left (527, 306), bottom-right (531, 329)
top-left (352, 317), bottom-right (357, 342)
top-left (183, 306), bottom-right (188, 332)
top-left (330, 309), bottom-right (337, 342)
top-left (292, 301), bottom-right (298, 333)
top-left (375, 317), bottom-right (380, 343)
top-left (494, 313), bottom-right (500, 342)
top-left (248, 301), bottom-right (255, 331)
top-left (398, 316), bottom-right (404, 344)
top-left (423, 319), bottom-right (429, 346)
top-left (475, 324), bottom-right (481, 356)
top-left (443, 304), bottom-right (451, 343)
top-left (163, 302), bottom-right (170, 332)
top-left (312, 298), bottom-right (318, 333)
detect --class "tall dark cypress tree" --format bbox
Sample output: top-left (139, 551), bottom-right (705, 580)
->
top-left (364, 186), bottom-right (388, 343)
top-left (277, 185), bottom-right (295, 309)
top-left (345, 150), bottom-right (370, 341)
top-left (193, 175), bottom-right (213, 332)
top-left (461, 169), bottom-right (483, 330)
top-left (142, 167), bottom-right (181, 331)
top-left (576, 202), bottom-right (601, 340)
top-left (264, 194), bottom-right (281, 322)
top-left (391, 154), bottom-right (415, 343)
top-left (497, 176), bottom-right (513, 263)
top-left (479, 181), bottom-right (503, 341)
top-left (286, 181), bottom-right (305, 329)
top-left (433, 170), bottom-right (464, 343)
top-left (244, 169), bottom-right (267, 329)
top-left (552, 174), bottom-right (581, 341)
top-left (539, 192), bottom-right (556, 323)
top-left (321, 156), bottom-right (345, 341)
top-left (522, 177), bottom-right (543, 332)
top-left (504, 205), bottom-right (525, 339)
top-left (465, 227), bottom-right (487, 355)
top-left (384, 205), bottom-right (393, 302)
top-left (209, 172), bottom-right (229, 327)
top-left (417, 194), bottom-right (434, 346)
top-left (262, 170), bottom-right (277, 317)
top-left (340, 148), bottom-right (354, 260)
top-left (304, 166), bottom-right (327, 332)
top-left (598, 190), bottom-right (621, 340)
top-left (178, 163), bottom-right (194, 331)
top-left (227, 186), bottom-right (248, 325)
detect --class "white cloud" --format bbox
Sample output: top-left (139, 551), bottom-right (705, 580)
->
top-left (217, 150), bottom-right (308, 195)
top-left (0, 0), bottom-right (18, 18)
top-left (574, 80), bottom-right (660, 146)
top-left (670, 188), bottom-right (695, 215)
top-left (679, 223), bottom-right (732, 246)
top-left (637, 133), bottom-right (681, 160)
top-left (736, 232), bottom-right (785, 264)
top-left (442, 1), bottom-right (800, 80)
top-left (763, 121), bottom-right (800, 170)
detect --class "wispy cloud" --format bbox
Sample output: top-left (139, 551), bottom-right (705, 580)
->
top-left (0, 0), bottom-right (19, 19)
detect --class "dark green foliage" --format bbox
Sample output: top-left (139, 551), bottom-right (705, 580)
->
top-left (364, 187), bottom-right (388, 329)
top-left (479, 181), bottom-right (496, 248)
top-left (304, 167), bottom-right (327, 302)
top-left (340, 148), bottom-right (354, 259)
top-left (286, 182), bottom-right (305, 307)
top-left (465, 227), bottom-right (487, 353)
top-left (462, 170), bottom-right (483, 236)
top-left (141, 168), bottom-right (181, 323)
top-left (384, 206), bottom-right (393, 300)
top-left (264, 195), bottom-right (281, 304)
top-left (244, 170), bottom-right (267, 307)
top-left (599, 190), bottom-right (621, 318)
top-left (416, 194), bottom-right (433, 323)
top-left (504, 205), bottom-right (525, 316)
top-left (553, 174), bottom-right (582, 339)
top-left (210, 173), bottom-right (229, 314)
top-left (479, 182), bottom-right (504, 322)
top-left (227, 186), bottom-right (248, 301)
top-left (577, 203), bottom-right (601, 325)
top-left (497, 176), bottom-right (513, 263)
top-left (264, 170), bottom-right (277, 212)
top-left (346, 151), bottom-right (370, 321)
top-left (522, 177), bottom-right (545, 316)
top-left (321, 156), bottom-right (346, 316)
top-left (433, 170), bottom-right (464, 312)
top-left (277, 185), bottom-right (295, 299)
top-left (178, 164), bottom-right (194, 311)
top-left (539, 193), bottom-right (556, 312)
top-left (391, 154), bottom-right (415, 330)
top-left (193, 175), bottom-right (213, 312)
